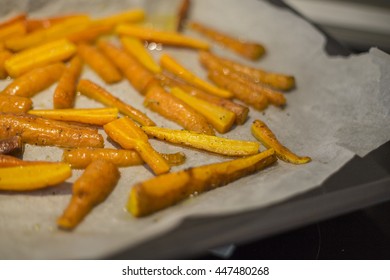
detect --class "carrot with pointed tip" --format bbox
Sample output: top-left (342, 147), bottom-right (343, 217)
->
top-left (0, 95), bottom-right (32, 113)
top-left (57, 160), bottom-right (120, 230)
top-left (160, 53), bottom-right (233, 99)
top-left (78, 43), bottom-right (122, 84)
top-left (144, 85), bottom-right (214, 135)
top-left (251, 120), bottom-right (311, 164)
top-left (77, 79), bottom-right (155, 126)
top-left (104, 117), bottom-right (170, 175)
top-left (53, 55), bottom-right (83, 109)
top-left (1, 63), bottom-right (65, 98)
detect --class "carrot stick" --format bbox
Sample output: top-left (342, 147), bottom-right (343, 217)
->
top-left (189, 21), bottom-right (265, 60)
top-left (78, 43), bottom-right (122, 84)
top-left (0, 21), bottom-right (26, 43)
top-left (144, 85), bottom-right (214, 135)
top-left (57, 160), bottom-right (120, 230)
top-left (1, 63), bottom-right (65, 97)
top-left (0, 50), bottom-right (12, 79)
top-left (77, 79), bottom-right (155, 126)
top-left (97, 40), bottom-right (159, 94)
top-left (25, 14), bottom-right (89, 32)
top-left (53, 55), bottom-right (83, 109)
top-left (0, 154), bottom-right (51, 167)
top-left (0, 95), bottom-right (32, 113)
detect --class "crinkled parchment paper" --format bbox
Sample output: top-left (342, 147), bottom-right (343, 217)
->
top-left (0, 0), bottom-right (389, 259)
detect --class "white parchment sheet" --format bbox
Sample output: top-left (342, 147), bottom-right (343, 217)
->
top-left (0, 0), bottom-right (389, 259)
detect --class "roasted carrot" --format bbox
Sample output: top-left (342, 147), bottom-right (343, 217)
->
top-left (156, 72), bottom-right (249, 125)
top-left (93, 9), bottom-right (145, 29)
top-left (1, 63), bottom-right (65, 97)
top-left (160, 54), bottom-right (233, 98)
top-left (62, 148), bottom-right (186, 169)
top-left (120, 36), bottom-right (161, 73)
top-left (128, 149), bottom-right (277, 217)
top-left (0, 50), bottom-right (12, 79)
top-left (115, 24), bottom-right (210, 50)
top-left (200, 51), bottom-right (295, 91)
top-left (28, 107), bottom-right (118, 126)
top-left (0, 162), bottom-right (72, 192)
top-left (53, 55), bottom-right (83, 109)
top-left (251, 120), bottom-right (311, 164)
top-left (67, 24), bottom-right (112, 44)
top-left (5, 16), bottom-right (90, 51)
top-left (25, 14), bottom-right (89, 32)
top-left (57, 160), bottom-right (120, 230)
top-left (0, 21), bottom-right (26, 43)
top-left (0, 13), bottom-right (26, 29)
top-left (0, 95), bottom-right (32, 113)
top-left (4, 39), bottom-right (76, 78)
top-left (142, 126), bottom-right (259, 156)
top-left (0, 113), bottom-right (104, 148)
top-left (104, 117), bottom-right (170, 175)
top-left (78, 43), bottom-right (122, 84)
top-left (189, 21), bottom-right (265, 60)
top-left (0, 136), bottom-right (23, 156)
top-left (77, 79), bottom-right (155, 126)
top-left (170, 87), bottom-right (236, 133)
top-left (97, 40), bottom-right (159, 94)
top-left (144, 85), bottom-right (214, 135)
top-left (208, 70), bottom-right (269, 111)
top-left (176, 0), bottom-right (191, 32)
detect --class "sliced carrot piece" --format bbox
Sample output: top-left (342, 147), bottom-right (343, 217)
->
top-left (0, 95), bottom-right (32, 113)
top-left (28, 107), bottom-right (118, 126)
top-left (57, 160), bottom-right (120, 230)
top-left (128, 149), bottom-right (276, 217)
top-left (104, 117), bottom-right (170, 175)
top-left (78, 43), bottom-right (122, 84)
top-left (144, 85), bottom-right (214, 135)
top-left (77, 79), bottom-right (155, 126)
top-left (53, 55), bottom-right (83, 109)
top-left (0, 163), bottom-right (71, 191)
top-left (142, 126), bottom-right (259, 156)
top-left (160, 53), bottom-right (233, 98)
top-left (251, 119), bottom-right (311, 164)
top-left (120, 36), bottom-right (161, 73)
top-left (170, 87), bottom-right (236, 133)
top-left (115, 24), bottom-right (210, 50)
top-left (4, 39), bottom-right (76, 78)
top-left (2, 63), bottom-right (65, 97)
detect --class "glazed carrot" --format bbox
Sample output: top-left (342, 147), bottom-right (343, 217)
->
top-left (200, 51), bottom-right (295, 91)
top-left (57, 160), bottom-right (120, 230)
top-left (25, 14), bottom-right (89, 32)
top-left (176, 0), bottom-right (191, 32)
top-left (156, 72), bottom-right (249, 125)
top-left (97, 40), bottom-right (159, 94)
top-left (67, 24), bottom-right (112, 44)
top-left (93, 9), bottom-right (145, 29)
top-left (144, 85), bottom-right (214, 135)
top-left (104, 117), bottom-right (170, 175)
top-left (116, 24), bottom-right (210, 50)
top-left (0, 21), bottom-right (26, 43)
top-left (251, 120), bottom-right (311, 164)
top-left (5, 16), bottom-right (90, 51)
top-left (78, 43), bottom-right (122, 84)
top-left (1, 63), bottom-right (65, 97)
top-left (170, 87), bottom-right (236, 133)
top-left (62, 148), bottom-right (186, 169)
top-left (0, 13), bottom-right (26, 29)
top-left (208, 70), bottom-right (269, 111)
top-left (189, 21), bottom-right (266, 60)
top-left (160, 54), bottom-right (233, 98)
top-left (0, 163), bottom-right (72, 192)
top-left (0, 113), bottom-right (104, 148)
top-left (0, 95), bottom-right (32, 113)
top-left (120, 36), bottom-right (161, 73)
top-left (28, 107), bottom-right (118, 126)
top-left (0, 136), bottom-right (23, 156)
top-left (128, 149), bottom-right (277, 217)
top-left (0, 154), bottom-right (50, 167)
top-left (77, 79), bottom-right (155, 126)
top-left (142, 126), bottom-right (259, 156)
top-left (4, 39), bottom-right (76, 78)
top-left (53, 55), bottom-right (83, 109)
top-left (0, 50), bottom-right (12, 79)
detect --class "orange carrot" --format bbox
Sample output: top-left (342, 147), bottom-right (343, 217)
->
top-left (0, 50), bottom-right (12, 79)
top-left (25, 14), bottom-right (89, 32)
top-left (0, 95), bottom-right (32, 113)
top-left (0, 13), bottom-right (26, 29)
top-left (53, 55), bottom-right (83, 109)
top-left (78, 43), bottom-right (122, 84)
